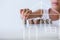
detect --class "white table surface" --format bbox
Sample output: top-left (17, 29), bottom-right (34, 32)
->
top-left (22, 24), bottom-right (58, 40)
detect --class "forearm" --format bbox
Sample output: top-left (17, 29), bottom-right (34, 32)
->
top-left (28, 9), bottom-right (43, 19)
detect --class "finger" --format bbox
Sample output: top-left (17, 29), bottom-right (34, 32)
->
top-left (25, 13), bottom-right (30, 19)
top-left (26, 10), bottom-right (32, 17)
top-left (20, 9), bottom-right (23, 14)
top-left (26, 8), bottom-right (29, 10)
top-left (23, 8), bottom-right (29, 13)
top-left (24, 10), bottom-right (29, 16)
top-left (25, 8), bottom-right (29, 10)
top-left (25, 8), bottom-right (30, 14)
top-left (25, 10), bottom-right (32, 18)
top-left (22, 9), bottom-right (26, 14)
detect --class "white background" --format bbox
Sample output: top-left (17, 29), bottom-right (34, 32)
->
top-left (0, 0), bottom-right (59, 40)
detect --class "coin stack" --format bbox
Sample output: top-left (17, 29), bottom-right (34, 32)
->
top-left (24, 18), bottom-right (52, 24)
top-left (40, 19), bottom-right (44, 24)
top-left (28, 19), bottom-right (34, 24)
top-left (33, 19), bottom-right (40, 24)
top-left (47, 19), bottom-right (52, 24)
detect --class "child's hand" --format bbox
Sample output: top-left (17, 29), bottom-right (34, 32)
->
top-left (20, 8), bottom-right (32, 19)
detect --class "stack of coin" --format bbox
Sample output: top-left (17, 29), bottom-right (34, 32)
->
top-left (45, 19), bottom-right (52, 24)
top-left (46, 19), bottom-right (49, 24)
top-left (28, 19), bottom-right (34, 24)
top-left (40, 19), bottom-right (44, 24)
top-left (33, 19), bottom-right (40, 24)
top-left (24, 19), bottom-right (52, 24)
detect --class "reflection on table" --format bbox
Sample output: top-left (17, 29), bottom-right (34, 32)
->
top-left (23, 24), bottom-right (58, 40)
